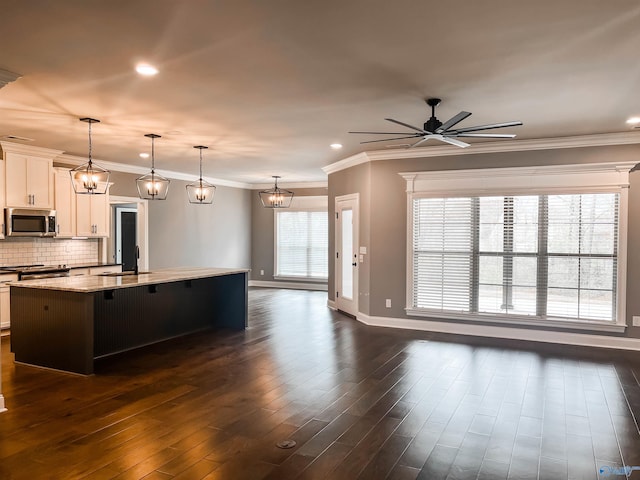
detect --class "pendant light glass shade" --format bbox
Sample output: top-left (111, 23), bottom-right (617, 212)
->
top-left (259, 176), bottom-right (294, 208)
top-left (136, 134), bottom-right (170, 200)
top-left (70, 117), bottom-right (110, 194)
top-left (186, 146), bottom-right (215, 204)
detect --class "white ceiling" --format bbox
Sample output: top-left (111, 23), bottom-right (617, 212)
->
top-left (1, 1), bottom-right (639, 185)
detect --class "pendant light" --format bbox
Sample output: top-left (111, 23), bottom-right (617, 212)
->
top-left (186, 146), bottom-right (216, 204)
top-left (258, 176), bottom-right (294, 208)
top-left (136, 134), bottom-right (170, 200)
top-left (70, 117), bottom-right (110, 194)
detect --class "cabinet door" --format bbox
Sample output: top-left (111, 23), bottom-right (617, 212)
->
top-left (69, 268), bottom-right (90, 276)
top-left (0, 158), bottom-right (5, 238)
top-left (91, 193), bottom-right (109, 237)
top-left (0, 286), bottom-right (10, 330)
top-left (27, 157), bottom-right (53, 208)
top-left (75, 194), bottom-right (93, 236)
top-left (89, 265), bottom-right (122, 275)
top-left (75, 187), bottom-right (110, 237)
top-left (5, 153), bottom-right (53, 208)
top-left (54, 169), bottom-right (75, 237)
top-left (5, 153), bottom-right (28, 207)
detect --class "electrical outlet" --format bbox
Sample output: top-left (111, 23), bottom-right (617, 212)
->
top-left (385, 299), bottom-right (391, 308)
top-left (260, 270), bottom-right (264, 276)
top-left (633, 316), bottom-right (640, 327)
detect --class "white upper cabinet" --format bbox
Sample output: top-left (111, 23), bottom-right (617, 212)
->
top-left (1, 143), bottom-right (61, 210)
top-left (53, 167), bottom-right (76, 237)
top-left (5, 153), bottom-right (54, 208)
top-left (75, 184), bottom-right (110, 237)
top-left (54, 166), bottom-right (111, 238)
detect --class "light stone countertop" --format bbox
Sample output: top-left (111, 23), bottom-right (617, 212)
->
top-left (8, 267), bottom-right (250, 293)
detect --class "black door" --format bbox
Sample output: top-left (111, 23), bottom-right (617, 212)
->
top-left (121, 211), bottom-right (137, 271)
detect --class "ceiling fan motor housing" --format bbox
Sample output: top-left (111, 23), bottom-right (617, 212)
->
top-left (424, 97), bottom-right (443, 133)
top-left (424, 117), bottom-right (442, 133)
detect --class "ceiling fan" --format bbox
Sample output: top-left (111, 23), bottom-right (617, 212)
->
top-left (349, 98), bottom-right (522, 148)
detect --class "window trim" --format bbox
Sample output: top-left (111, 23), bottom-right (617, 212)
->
top-left (273, 196), bottom-right (328, 282)
top-left (401, 162), bottom-right (636, 332)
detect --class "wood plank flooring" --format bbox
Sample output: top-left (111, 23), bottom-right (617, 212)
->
top-left (1, 287), bottom-right (640, 479)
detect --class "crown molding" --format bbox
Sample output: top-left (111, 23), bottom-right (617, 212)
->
top-left (322, 152), bottom-right (370, 175)
top-left (54, 153), bottom-right (253, 189)
top-left (0, 141), bottom-right (64, 159)
top-left (251, 181), bottom-right (328, 190)
top-left (323, 131), bottom-right (640, 175)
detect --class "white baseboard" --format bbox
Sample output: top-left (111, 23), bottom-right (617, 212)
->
top-left (249, 280), bottom-right (328, 291)
top-left (356, 313), bottom-right (640, 351)
top-left (327, 299), bottom-right (336, 310)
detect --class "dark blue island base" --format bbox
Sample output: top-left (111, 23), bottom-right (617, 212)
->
top-left (10, 272), bottom-right (247, 374)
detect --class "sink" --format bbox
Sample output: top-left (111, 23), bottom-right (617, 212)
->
top-left (98, 271), bottom-right (152, 277)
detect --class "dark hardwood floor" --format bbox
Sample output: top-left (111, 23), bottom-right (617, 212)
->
top-left (1, 288), bottom-right (640, 479)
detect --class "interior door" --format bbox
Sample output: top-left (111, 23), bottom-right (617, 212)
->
top-left (335, 194), bottom-right (359, 317)
top-left (115, 207), bottom-right (137, 270)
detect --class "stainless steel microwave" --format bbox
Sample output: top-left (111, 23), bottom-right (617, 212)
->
top-left (4, 208), bottom-right (57, 237)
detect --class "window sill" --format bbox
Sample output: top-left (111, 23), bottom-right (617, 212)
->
top-left (274, 276), bottom-right (328, 283)
top-left (405, 308), bottom-right (627, 333)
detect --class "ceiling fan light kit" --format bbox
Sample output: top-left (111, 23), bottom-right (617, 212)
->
top-left (349, 98), bottom-right (522, 149)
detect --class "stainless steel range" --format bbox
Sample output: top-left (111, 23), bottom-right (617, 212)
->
top-left (0, 264), bottom-right (71, 280)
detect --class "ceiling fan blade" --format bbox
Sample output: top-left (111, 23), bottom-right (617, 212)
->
top-left (436, 111), bottom-right (472, 133)
top-left (451, 121), bottom-right (523, 133)
top-left (438, 136), bottom-right (470, 148)
top-left (453, 133), bottom-right (517, 138)
top-left (385, 118), bottom-right (427, 134)
top-left (360, 135), bottom-right (422, 144)
top-left (349, 131), bottom-right (419, 135)
top-left (409, 136), bottom-right (434, 148)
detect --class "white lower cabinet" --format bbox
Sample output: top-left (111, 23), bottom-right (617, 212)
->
top-left (69, 268), bottom-right (90, 276)
top-left (89, 265), bottom-right (122, 275)
top-left (0, 274), bottom-right (19, 329)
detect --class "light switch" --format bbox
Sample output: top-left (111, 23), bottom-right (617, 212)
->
top-left (359, 254), bottom-right (364, 262)
top-left (360, 246), bottom-right (367, 254)
top-left (633, 316), bottom-right (640, 327)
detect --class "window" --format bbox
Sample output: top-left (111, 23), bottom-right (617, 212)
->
top-left (275, 197), bottom-right (328, 281)
top-left (412, 193), bottom-right (618, 322)
top-left (402, 162), bottom-right (635, 330)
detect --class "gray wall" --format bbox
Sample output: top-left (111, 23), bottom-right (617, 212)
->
top-left (109, 172), bottom-right (251, 270)
top-left (250, 187), bottom-right (328, 282)
top-left (328, 143), bottom-right (640, 337)
top-left (328, 162), bottom-right (371, 315)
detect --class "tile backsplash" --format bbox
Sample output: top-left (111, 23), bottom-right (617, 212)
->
top-left (0, 237), bottom-right (99, 267)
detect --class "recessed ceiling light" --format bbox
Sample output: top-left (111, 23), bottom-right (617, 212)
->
top-left (626, 117), bottom-right (640, 125)
top-left (330, 143), bottom-right (343, 149)
top-left (139, 153), bottom-right (149, 158)
top-left (135, 63), bottom-right (158, 76)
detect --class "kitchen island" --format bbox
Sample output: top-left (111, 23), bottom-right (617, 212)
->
top-left (10, 267), bottom-right (248, 374)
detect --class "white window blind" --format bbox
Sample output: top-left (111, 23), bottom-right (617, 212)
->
top-left (412, 193), bottom-right (619, 323)
top-left (276, 210), bottom-right (328, 280)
